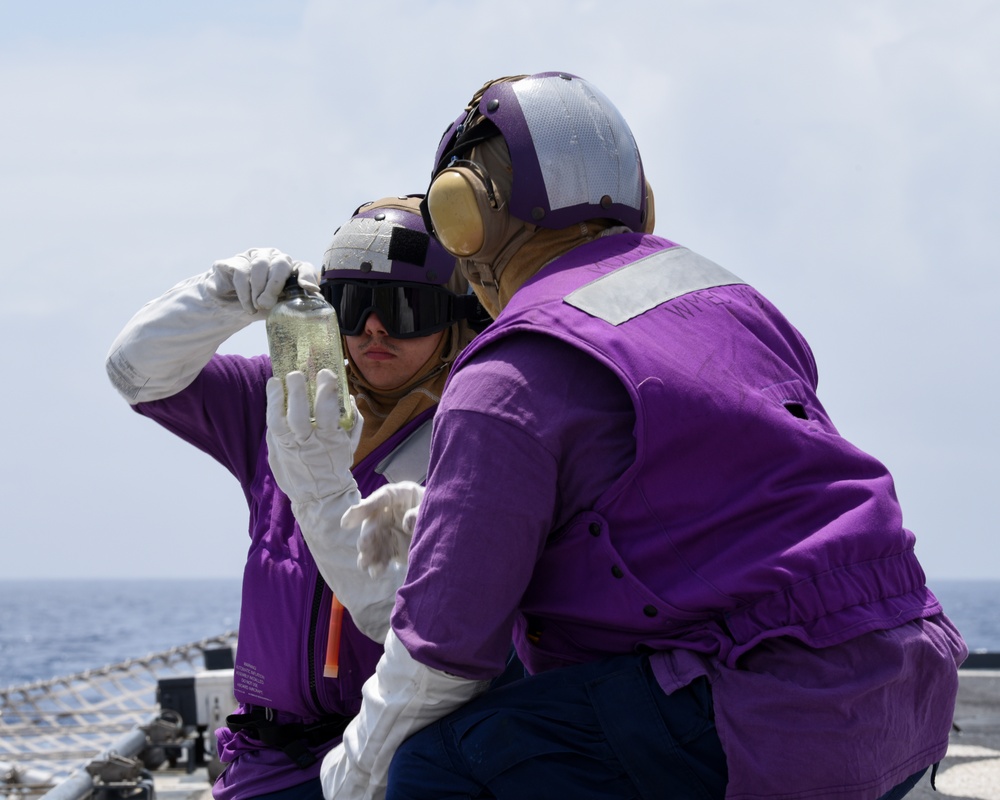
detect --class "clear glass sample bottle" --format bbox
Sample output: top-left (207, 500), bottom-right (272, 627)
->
top-left (266, 275), bottom-right (355, 430)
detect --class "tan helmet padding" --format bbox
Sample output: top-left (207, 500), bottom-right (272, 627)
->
top-left (643, 180), bottom-right (656, 233)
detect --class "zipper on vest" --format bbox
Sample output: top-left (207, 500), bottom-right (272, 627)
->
top-left (307, 575), bottom-right (325, 713)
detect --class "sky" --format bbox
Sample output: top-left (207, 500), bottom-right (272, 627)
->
top-left (0, 0), bottom-right (997, 582)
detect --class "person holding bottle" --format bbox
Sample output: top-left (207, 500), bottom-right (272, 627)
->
top-left (105, 195), bottom-right (483, 800)
top-left (266, 73), bottom-right (967, 800)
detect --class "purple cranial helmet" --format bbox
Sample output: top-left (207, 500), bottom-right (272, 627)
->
top-left (322, 195), bottom-right (458, 286)
top-left (429, 72), bottom-right (648, 233)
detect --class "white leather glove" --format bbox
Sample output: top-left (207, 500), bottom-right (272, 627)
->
top-left (106, 248), bottom-right (320, 403)
top-left (320, 629), bottom-right (490, 800)
top-left (266, 370), bottom-right (402, 643)
top-left (207, 247), bottom-right (320, 314)
top-left (342, 482), bottom-right (425, 578)
top-left (266, 370), bottom-right (362, 502)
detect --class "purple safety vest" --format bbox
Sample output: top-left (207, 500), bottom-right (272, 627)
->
top-left (452, 235), bottom-right (939, 672)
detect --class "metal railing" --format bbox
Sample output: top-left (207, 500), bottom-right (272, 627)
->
top-left (1, 632), bottom-right (237, 800)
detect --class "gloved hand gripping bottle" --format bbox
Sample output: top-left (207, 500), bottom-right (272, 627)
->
top-left (266, 274), bottom-right (356, 430)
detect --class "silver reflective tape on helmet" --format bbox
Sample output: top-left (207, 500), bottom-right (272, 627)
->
top-left (324, 217), bottom-right (395, 275)
top-left (513, 77), bottom-right (643, 213)
top-left (565, 247), bottom-right (746, 326)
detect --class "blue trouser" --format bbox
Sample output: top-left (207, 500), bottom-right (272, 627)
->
top-left (248, 777), bottom-right (325, 800)
top-left (387, 653), bottom-right (727, 799)
top-left (387, 652), bottom-right (931, 800)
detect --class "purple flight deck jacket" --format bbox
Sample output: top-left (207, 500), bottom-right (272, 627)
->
top-left (137, 353), bottom-right (431, 800)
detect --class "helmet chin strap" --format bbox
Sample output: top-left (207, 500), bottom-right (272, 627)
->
top-left (462, 265), bottom-right (501, 320)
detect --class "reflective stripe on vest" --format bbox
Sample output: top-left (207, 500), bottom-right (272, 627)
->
top-left (564, 246), bottom-right (746, 326)
top-left (375, 416), bottom-right (433, 484)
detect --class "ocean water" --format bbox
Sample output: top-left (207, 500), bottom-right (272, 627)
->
top-left (0, 578), bottom-right (242, 687)
top-left (0, 578), bottom-right (997, 688)
top-left (928, 579), bottom-right (1000, 653)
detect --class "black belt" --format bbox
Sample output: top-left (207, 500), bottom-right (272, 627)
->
top-left (226, 707), bottom-right (354, 769)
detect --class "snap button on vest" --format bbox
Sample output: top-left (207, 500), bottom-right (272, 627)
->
top-left (643, 605), bottom-right (658, 617)
top-left (611, 565), bottom-right (624, 578)
top-left (588, 523), bottom-right (601, 537)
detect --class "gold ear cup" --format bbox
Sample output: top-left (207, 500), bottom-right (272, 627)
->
top-left (427, 171), bottom-right (486, 257)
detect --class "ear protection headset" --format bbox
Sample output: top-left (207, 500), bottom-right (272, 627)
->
top-left (421, 106), bottom-right (515, 261)
top-left (425, 159), bottom-right (501, 258)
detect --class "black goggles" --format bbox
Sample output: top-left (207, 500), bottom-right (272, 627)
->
top-left (321, 280), bottom-right (472, 339)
